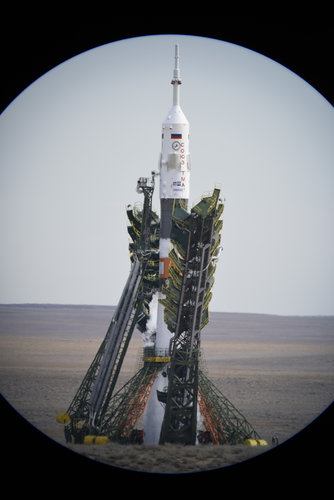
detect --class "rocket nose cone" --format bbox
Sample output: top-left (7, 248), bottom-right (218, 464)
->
top-left (164, 105), bottom-right (189, 125)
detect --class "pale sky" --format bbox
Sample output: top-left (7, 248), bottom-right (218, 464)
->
top-left (1, 34), bottom-right (333, 315)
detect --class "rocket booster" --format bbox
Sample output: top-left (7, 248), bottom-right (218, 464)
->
top-left (156, 45), bottom-right (191, 352)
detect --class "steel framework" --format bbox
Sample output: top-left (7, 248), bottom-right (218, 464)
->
top-left (63, 175), bottom-right (160, 443)
top-left (159, 188), bottom-right (223, 444)
top-left (59, 179), bottom-right (263, 448)
top-left (198, 370), bottom-right (260, 444)
top-left (99, 361), bottom-right (160, 443)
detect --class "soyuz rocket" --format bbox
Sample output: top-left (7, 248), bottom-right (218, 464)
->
top-left (156, 44), bottom-right (190, 353)
top-left (62, 45), bottom-right (260, 448)
top-left (143, 44), bottom-right (191, 443)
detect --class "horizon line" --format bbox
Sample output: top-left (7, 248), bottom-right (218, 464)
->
top-left (0, 302), bottom-right (333, 318)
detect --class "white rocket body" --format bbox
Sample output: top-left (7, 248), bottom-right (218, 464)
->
top-left (143, 44), bottom-right (191, 444)
top-left (155, 44), bottom-right (191, 353)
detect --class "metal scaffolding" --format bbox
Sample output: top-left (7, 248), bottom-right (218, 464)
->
top-left (63, 175), bottom-right (160, 444)
top-left (59, 180), bottom-right (264, 448)
top-left (159, 188), bottom-right (224, 444)
top-left (198, 370), bottom-right (260, 445)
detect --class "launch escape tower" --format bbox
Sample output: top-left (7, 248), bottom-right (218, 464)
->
top-left (57, 46), bottom-right (263, 447)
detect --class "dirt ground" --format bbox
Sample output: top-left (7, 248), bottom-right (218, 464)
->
top-left (0, 304), bottom-right (333, 474)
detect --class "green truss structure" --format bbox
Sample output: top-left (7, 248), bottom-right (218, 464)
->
top-left (159, 188), bottom-right (224, 444)
top-left (62, 176), bottom-right (160, 444)
top-left (60, 179), bottom-right (262, 447)
top-left (99, 361), bottom-right (160, 443)
top-left (198, 369), bottom-right (260, 444)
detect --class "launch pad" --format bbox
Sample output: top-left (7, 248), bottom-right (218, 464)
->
top-left (57, 45), bottom-right (266, 448)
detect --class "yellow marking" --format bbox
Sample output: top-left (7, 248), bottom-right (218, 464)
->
top-left (143, 356), bottom-right (170, 363)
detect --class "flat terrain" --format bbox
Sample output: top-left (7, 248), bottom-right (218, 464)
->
top-left (1, 304), bottom-right (333, 473)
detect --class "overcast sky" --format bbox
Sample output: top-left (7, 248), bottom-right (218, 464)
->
top-left (1, 34), bottom-right (333, 315)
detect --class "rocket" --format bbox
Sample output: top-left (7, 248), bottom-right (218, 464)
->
top-left (143, 44), bottom-right (190, 443)
top-left (156, 44), bottom-right (191, 353)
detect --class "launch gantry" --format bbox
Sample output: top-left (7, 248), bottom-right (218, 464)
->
top-left (58, 179), bottom-right (260, 446)
top-left (60, 173), bottom-right (161, 443)
top-left (57, 45), bottom-right (264, 448)
top-left (159, 188), bottom-right (223, 445)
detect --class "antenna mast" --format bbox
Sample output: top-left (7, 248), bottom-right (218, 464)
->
top-left (171, 44), bottom-right (181, 106)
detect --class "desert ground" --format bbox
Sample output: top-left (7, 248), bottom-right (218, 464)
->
top-left (1, 304), bottom-right (333, 474)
